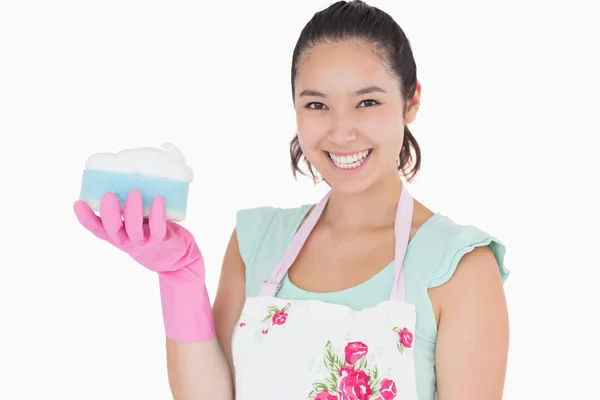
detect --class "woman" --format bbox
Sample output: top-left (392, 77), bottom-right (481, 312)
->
top-left (74, 1), bottom-right (509, 399)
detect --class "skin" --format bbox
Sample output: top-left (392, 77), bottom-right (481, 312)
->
top-left (212, 40), bottom-right (509, 399)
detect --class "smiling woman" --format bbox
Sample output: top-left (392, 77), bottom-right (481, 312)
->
top-left (297, 84), bottom-right (384, 173)
top-left (217, 2), bottom-right (509, 399)
top-left (289, 13), bottom-right (422, 193)
top-left (74, 1), bottom-right (509, 400)
top-left (293, 38), bottom-right (416, 196)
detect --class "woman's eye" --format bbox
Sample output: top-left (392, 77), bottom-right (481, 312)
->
top-left (306, 102), bottom-right (327, 110)
top-left (359, 99), bottom-right (379, 107)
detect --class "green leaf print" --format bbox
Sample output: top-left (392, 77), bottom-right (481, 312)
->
top-left (324, 341), bottom-right (345, 377)
top-left (369, 366), bottom-right (382, 397)
top-left (321, 341), bottom-right (343, 393)
top-left (355, 355), bottom-right (368, 371)
top-left (326, 371), bottom-right (336, 385)
top-left (324, 342), bottom-right (336, 372)
top-left (326, 376), bottom-right (337, 395)
top-left (397, 343), bottom-right (405, 354)
top-left (308, 382), bottom-right (329, 398)
top-left (261, 306), bottom-right (279, 322)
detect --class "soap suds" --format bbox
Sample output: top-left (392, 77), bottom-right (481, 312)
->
top-left (85, 142), bottom-right (194, 182)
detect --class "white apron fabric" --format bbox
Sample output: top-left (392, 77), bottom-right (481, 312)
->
top-left (232, 184), bottom-right (419, 400)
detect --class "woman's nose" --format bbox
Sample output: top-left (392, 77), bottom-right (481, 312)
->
top-left (328, 115), bottom-right (358, 145)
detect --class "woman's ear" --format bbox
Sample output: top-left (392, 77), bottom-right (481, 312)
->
top-left (404, 80), bottom-right (422, 124)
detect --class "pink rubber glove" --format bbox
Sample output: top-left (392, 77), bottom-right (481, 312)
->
top-left (73, 190), bottom-right (215, 343)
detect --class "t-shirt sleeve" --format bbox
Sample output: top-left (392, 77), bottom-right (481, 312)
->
top-left (428, 224), bottom-right (509, 289)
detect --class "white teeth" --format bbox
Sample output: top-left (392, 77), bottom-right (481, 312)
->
top-left (328, 150), bottom-right (371, 169)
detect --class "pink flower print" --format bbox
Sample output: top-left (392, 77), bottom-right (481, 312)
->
top-left (379, 379), bottom-right (397, 400)
top-left (344, 341), bottom-right (368, 365)
top-left (262, 303), bottom-right (291, 327)
top-left (262, 329), bottom-right (268, 335)
top-left (399, 328), bottom-right (413, 348)
top-left (339, 366), bottom-right (372, 400)
top-left (309, 340), bottom-right (397, 400)
top-left (393, 326), bottom-right (413, 354)
top-left (315, 391), bottom-right (338, 400)
top-left (239, 322), bottom-right (246, 327)
top-left (272, 311), bottom-right (288, 326)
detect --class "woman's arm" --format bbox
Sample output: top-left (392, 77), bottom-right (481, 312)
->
top-left (430, 246), bottom-right (509, 400)
top-left (166, 338), bottom-right (233, 399)
top-left (212, 229), bottom-right (247, 381)
top-left (165, 229), bottom-right (246, 399)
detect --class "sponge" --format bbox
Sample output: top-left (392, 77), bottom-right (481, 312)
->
top-left (79, 143), bottom-right (193, 222)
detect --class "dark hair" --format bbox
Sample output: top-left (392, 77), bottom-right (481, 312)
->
top-left (289, 0), bottom-right (421, 183)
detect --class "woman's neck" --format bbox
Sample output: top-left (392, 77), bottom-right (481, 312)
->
top-left (321, 170), bottom-right (404, 231)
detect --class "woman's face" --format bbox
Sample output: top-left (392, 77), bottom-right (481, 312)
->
top-left (294, 41), bottom-right (420, 194)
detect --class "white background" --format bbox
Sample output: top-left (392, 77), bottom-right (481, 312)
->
top-left (1, 0), bottom-right (598, 398)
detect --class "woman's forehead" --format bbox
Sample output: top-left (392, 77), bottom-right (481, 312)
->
top-left (295, 42), bottom-right (397, 94)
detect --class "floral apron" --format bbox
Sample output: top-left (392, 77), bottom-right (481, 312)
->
top-left (232, 184), bottom-right (419, 399)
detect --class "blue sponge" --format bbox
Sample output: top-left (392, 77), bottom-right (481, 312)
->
top-left (79, 143), bottom-right (193, 222)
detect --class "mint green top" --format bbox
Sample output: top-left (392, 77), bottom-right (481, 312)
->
top-left (235, 204), bottom-right (509, 400)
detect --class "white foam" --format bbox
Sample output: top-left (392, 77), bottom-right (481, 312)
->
top-left (85, 142), bottom-right (194, 183)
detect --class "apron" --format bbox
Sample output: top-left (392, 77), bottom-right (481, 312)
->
top-left (232, 184), bottom-right (419, 400)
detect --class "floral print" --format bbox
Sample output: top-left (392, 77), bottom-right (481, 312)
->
top-left (235, 299), bottom-right (417, 399)
top-left (262, 303), bottom-right (291, 325)
top-left (392, 327), bottom-right (413, 354)
top-left (240, 303), bottom-right (292, 337)
top-left (308, 341), bottom-right (397, 400)
top-left (272, 310), bottom-right (288, 325)
top-left (345, 342), bottom-right (368, 365)
top-left (378, 379), bottom-right (397, 400)
top-left (338, 365), bottom-right (372, 399)
top-left (238, 303), bottom-right (414, 398)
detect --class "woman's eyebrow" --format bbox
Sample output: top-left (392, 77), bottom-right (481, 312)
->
top-left (298, 85), bottom-right (387, 98)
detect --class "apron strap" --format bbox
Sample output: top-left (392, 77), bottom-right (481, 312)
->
top-left (390, 184), bottom-right (413, 302)
top-left (258, 184), bottom-right (414, 301)
top-left (257, 191), bottom-right (331, 297)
